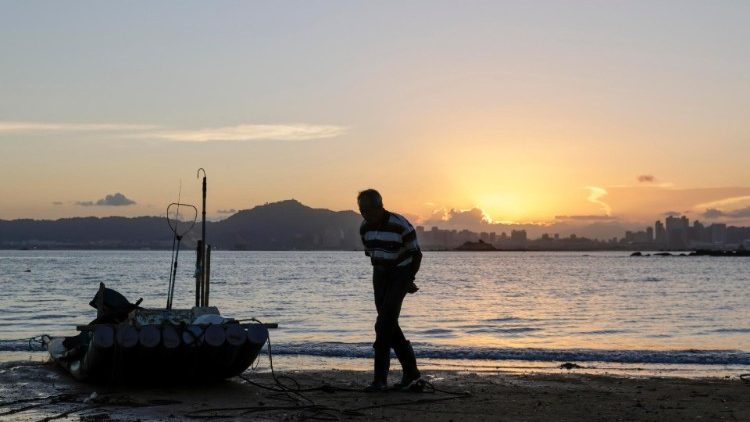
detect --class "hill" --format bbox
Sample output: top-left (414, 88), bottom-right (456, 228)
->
top-left (0, 200), bottom-right (363, 250)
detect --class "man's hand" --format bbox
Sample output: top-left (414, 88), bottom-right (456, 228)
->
top-left (407, 281), bottom-right (419, 294)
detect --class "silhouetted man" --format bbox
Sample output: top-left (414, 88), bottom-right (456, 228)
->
top-left (358, 189), bottom-right (422, 392)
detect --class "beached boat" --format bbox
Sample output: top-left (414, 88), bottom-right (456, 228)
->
top-left (46, 283), bottom-right (271, 383)
top-left (46, 169), bottom-right (275, 383)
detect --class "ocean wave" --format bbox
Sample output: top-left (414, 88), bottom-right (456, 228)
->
top-left (465, 327), bottom-right (540, 334)
top-left (578, 329), bottom-right (632, 335)
top-left (269, 342), bottom-right (750, 365)
top-left (3, 338), bottom-right (750, 365)
top-left (712, 328), bottom-right (750, 334)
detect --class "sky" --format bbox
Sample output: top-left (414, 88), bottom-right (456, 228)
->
top-left (1, 1), bottom-right (749, 235)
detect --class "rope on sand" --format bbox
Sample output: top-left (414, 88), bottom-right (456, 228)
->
top-left (34, 404), bottom-right (100, 422)
top-left (0, 394), bottom-right (81, 418)
top-left (185, 320), bottom-right (471, 420)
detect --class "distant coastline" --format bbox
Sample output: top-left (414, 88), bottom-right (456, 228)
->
top-left (3, 199), bottom-right (749, 252)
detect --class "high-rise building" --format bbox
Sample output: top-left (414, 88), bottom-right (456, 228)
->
top-left (655, 220), bottom-right (666, 244)
top-left (510, 230), bottom-right (527, 242)
top-left (665, 216), bottom-right (689, 249)
top-left (711, 223), bottom-right (727, 245)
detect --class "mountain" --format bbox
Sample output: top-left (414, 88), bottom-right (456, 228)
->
top-left (0, 216), bottom-right (173, 249)
top-left (0, 200), bottom-right (364, 250)
top-left (210, 199), bottom-right (362, 250)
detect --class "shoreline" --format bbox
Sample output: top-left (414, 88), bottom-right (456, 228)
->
top-left (1, 358), bottom-right (748, 421)
top-left (4, 351), bottom-right (750, 379)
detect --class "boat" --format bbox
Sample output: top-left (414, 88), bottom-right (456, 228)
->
top-left (46, 169), bottom-right (276, 383)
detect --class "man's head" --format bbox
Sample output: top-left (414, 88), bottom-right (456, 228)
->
top-left (357, 189), bottom-right (385, 224)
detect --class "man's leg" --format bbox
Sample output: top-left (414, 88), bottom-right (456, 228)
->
top-left (392, 326), bottom-right (420, 383)
top-left (371, 268), bottom-right (409, 386)
top-left (370, 268), bottom-right (390, 388)
top-left (390, 269), bottom-right (420, 386)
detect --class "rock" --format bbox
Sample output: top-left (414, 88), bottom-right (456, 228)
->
top-left (560, 362), bottom-right (583, 370)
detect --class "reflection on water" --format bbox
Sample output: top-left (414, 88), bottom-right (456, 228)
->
top-left (1, 251), bottom-right (748, 362)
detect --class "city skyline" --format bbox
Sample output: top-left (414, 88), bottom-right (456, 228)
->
top-left (417, 214), bottom-right (750, 250)
top-left (3, 195), bottom-right (750, 245)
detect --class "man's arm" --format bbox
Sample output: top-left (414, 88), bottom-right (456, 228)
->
top-left (410, 250), bottom-right (422, 279)
top-left (359, 220), bottom-right (370, 256)
top-left (401, 224), bottom-right (422, 279)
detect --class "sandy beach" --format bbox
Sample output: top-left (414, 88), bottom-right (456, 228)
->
top-left (2, 358), bottom-right (748, 422)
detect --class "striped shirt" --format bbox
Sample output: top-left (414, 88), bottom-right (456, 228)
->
top-left (360, 211), bottom-right (421, 268)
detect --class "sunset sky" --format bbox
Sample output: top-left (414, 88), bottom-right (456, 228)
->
top-left (2, 1), bottom-right (749, 231)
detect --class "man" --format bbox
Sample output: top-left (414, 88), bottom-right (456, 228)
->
top-left (357, 189), bottom-right (422, 392)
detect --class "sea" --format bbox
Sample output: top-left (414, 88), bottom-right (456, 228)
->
top-left (1, 250), bottom-right (749, 378)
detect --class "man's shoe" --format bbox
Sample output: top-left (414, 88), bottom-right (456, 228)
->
top-left (364, 380), bottom-right (388, 393)
top-left (393, 372), bottom-right (422, 391)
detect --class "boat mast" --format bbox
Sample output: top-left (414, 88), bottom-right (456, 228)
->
top-left (196, 168), bottom-right (208, 307)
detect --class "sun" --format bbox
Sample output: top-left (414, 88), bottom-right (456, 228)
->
top-left (474, 193), bottom-right (526, 223)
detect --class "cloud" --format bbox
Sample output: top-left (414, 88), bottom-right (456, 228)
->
top-left (422, 207), bottom-right (496, 231)
top-left (51, 201), bottom-right (63, 206)
top-left (662, 210), bottom-right (682, 217)
top-left (702, 208), bottom-right (724, 219)
top-left (76, 193), bottom-right (136, 207)
top-left (554, 215), bottom-right (618, 221)
top-left (585, 186), bottom-right (611, 215)
top-left (446, 208), bottom-right (493, 226)
top-left (0, 121), bottom-right (156, 132)
top-left (0, 121), bottom-right (347, 142)
top-left (702, 207), bottom-right (750, 219)
top-left (694, 195), bottom-right (750, 211)
top-left (217, 208), bottom-right (237, 214)
top-left (602, 186), bottom-right (750, 220)
top-left (146, 124), bottom-right (347, 142)
top-left (637, 174), bottom-right (655, 183)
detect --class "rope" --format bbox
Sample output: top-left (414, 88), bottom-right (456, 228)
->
top-left (185, 319), bottom-right (470, 420)
top-left (0, 334), bottom-right (50, 351)
top-left (0, 394), bottom-right (81, 418)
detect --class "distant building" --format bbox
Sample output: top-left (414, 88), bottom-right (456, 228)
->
top-left (624, 229), bottom-right (652, 243)
top-left (655, 220), bottom-right (666, 244)
top-left (711, 223), bottom-right (727, 245)
top-left (510, 230), bottom-right (527, 243)
top-left (665, 215), bottom-right (689, 249)
top-left (689, 220), bottom-right (713, 244)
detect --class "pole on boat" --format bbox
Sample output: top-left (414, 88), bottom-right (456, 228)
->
top-left (195, 240), bottom-right (203, 307)
top-left (205, 245), bottom-right (211, 306)
top-left (197, 168), bottom-right (207, 307)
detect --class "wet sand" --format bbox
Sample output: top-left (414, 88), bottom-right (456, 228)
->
top-left (1, 360), bottom-right (748, 421)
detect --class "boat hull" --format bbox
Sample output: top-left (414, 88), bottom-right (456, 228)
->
top-left (48, 323), bottom-right (268, 384)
